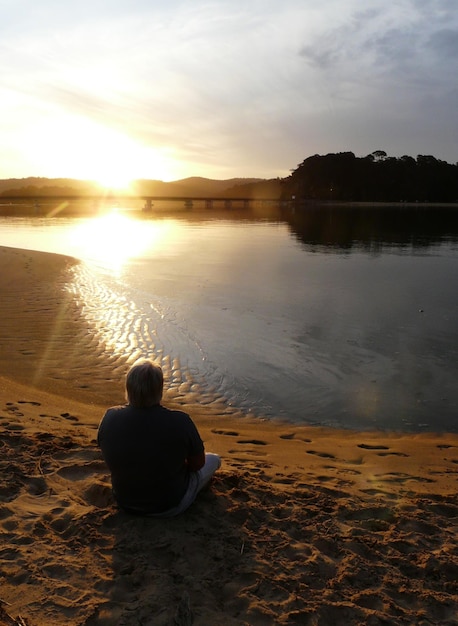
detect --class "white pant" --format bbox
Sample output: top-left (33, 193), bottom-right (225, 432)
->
top-left (148, 453), bottom-right (221, 518)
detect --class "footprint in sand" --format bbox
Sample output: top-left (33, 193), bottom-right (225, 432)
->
top-left (306, 450), bottom-right (336, 460)
top-left (237, 439), bottom-right (268, 446)
top-left (36, 433), bottom-right (54, 441)
top-left (228, 456), bottom-right (271, 467)
top-left (272, 475), bottom-right (296, 485)
top-left (333, 467), bottom-right (362, 476)
top-left (357, 444), bottom-right (409, 457)
top-left (4, 423), bottom-right (24, 431)
top-left (17, 400), bottom-right (41, 406)
top-left (211, 429), bottom-right (239, 436)
top-left (60, 413), bottom-right (78, 422)
top-left (377, 451), bottom-right (409, 457)
top-left (57, 460), bottom-right (106, 481)
top-left (376, 472), bottom-right (435, 484)
top-left (4, 404), bottom-right (24, 417)
top-left (229, 450), bottom-right (268, 458)
top-left (38, 413), bottom-right (78, 423)
top-left (228, 440), bottom-right (269, 459)
top-left (278, 433), bottom-right (312, 443)
top-left (361, 488), bottom-right (396, 498)
top-left (316, 475), bottom-right (335, 483)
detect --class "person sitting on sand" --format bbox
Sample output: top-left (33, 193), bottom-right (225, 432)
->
top-left (98, 359), bottom-right (221, 516)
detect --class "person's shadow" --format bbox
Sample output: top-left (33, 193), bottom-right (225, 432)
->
top-left (84, 469), bottom-right (261, 625)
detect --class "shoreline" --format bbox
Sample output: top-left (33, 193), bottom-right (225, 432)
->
top-left (1, 245), bottom-right (457, 625)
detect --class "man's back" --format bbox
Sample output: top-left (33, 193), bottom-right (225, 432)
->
top-left (98, 404), bottom-right (204, 514)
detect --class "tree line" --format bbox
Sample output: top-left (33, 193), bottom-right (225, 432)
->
top-left (281, 151), bottom-right (458, 203)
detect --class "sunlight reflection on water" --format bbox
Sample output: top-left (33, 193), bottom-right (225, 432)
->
top-left (65, 262), bottom-right (230, 410)
top-left (66, 211), bottom-right (179, 273)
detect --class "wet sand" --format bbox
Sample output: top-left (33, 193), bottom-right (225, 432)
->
top-left (0, 245), bottom-right (457, 625)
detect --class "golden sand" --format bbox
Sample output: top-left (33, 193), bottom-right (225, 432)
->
top-left (0, 246), bottom-right (457, 625)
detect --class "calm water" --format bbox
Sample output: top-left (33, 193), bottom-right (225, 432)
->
top-left (1, 205), bottom-right (457, 432)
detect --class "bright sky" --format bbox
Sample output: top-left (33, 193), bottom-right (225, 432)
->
top-left (1, 0), bottom-right (457, 184)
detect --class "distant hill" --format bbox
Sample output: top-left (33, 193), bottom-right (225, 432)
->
top-left (0, 176), bottom-right (278, 198)
top-left (0, 178), bottom-right (101, 196)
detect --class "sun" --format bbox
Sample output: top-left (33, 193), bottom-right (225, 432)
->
top-left (86, 127), bottom-right (148, 192)
top-left (87, 134), bottom-right (179, 190)
top-left (84, 127), bottom-right (152, 192)
top-left (25, 114), bottom-right (176, 186)
top-left (93, 163), bottom-right (137, 193)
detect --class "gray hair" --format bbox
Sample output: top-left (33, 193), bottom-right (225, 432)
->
top-left (125, 360), bottom-right (164, 408)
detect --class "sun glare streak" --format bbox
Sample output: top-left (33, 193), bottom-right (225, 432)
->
top-left (67, 212), bottom-right (175, 273)
top-left (32, 294), bottom-right (74, 389)
top-left (47, 201), bottom-right (70, 218)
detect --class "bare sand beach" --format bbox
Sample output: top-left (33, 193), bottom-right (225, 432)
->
top-left (0, 245), bottom-right (457, 625)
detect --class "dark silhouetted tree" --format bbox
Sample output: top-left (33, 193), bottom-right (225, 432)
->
top-left (282, 152), bottom-right (458, 203)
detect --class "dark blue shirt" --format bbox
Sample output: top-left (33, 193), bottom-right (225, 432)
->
top-left (98, 404), bottom-right (204, 514)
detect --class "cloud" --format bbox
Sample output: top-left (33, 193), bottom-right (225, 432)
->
top-left (428, 28), bottom-right (458, 57)
top-left (1, 0), bottom-right (458, 178)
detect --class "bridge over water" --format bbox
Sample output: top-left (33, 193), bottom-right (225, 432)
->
top-left (0, 194), bottom-right (282, 214)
